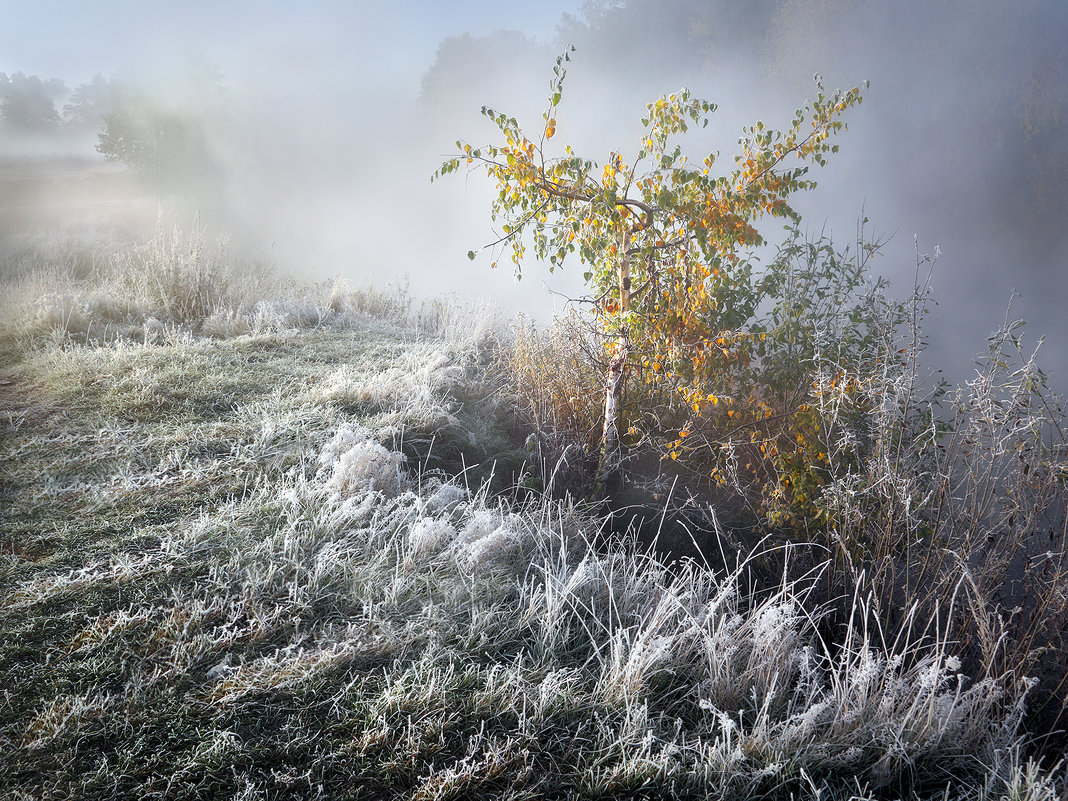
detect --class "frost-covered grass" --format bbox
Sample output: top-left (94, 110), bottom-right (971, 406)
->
top-left (1, 222), bottom-right (1065, 799)
top-left (0, 336), bottom-right (1059, 800)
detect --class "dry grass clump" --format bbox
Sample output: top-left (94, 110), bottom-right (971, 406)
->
top-left (325, 276), bottom-right (413, 321)
top-left (415, 294), bottom-right (507, 360)
top-left (0, 259), bottom-right (81, 349)
top-left (0, 218), bottom-right (288, 347)
top-left (500, 311), bottom-right (605, 493)
top-left (0, 221), bottom-right (119, 284)
top-left (1, 219), bottom-right (511, 361)
top-left (105, 219), bottom-right (257, 322)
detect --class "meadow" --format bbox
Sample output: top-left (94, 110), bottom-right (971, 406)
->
top-left (1, 166), bottom-right (1066, 799)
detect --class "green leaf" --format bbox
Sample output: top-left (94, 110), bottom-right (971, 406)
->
top-left (467, 251), bottom-right (476, 261)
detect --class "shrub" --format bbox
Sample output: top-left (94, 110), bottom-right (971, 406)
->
top-left (502, 232), bottom-right (1068, 752)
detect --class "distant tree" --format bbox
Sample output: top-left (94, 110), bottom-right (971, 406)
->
top-left (419, 31), bottom-right (549, 121)
top-left (0, 71), bottom-right (67, 129)
top-left (435, 50), bottom-right (864, 494)
top-left (763, 0), bottom-right (1068, 244)
top-left (63, 74), bottom-right (112, 131)
top-left (96, 73), bottom-right (224, 190)
top-left (556, 0), bottom-right (781, 79)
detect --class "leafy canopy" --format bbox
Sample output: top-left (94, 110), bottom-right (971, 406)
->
top-left (434, 49), bottom-right (866, 493)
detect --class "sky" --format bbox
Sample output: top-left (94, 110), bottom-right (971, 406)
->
top-left (0, 1), bottom-right (579, 95)
top-left (2, 0), bottom-right (1066, 388)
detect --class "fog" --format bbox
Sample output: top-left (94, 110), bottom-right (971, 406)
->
top-left (2, 0), bottom-right (1066, 386)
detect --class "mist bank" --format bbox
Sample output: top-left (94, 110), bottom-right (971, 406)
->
top-left (2, 0), bottom-right (1065, 387)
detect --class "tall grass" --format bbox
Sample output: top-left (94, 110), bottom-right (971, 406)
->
top-left (810, 304), bottom-right (1068, 751)
top-left (501, 311), bottom-right (605, 495)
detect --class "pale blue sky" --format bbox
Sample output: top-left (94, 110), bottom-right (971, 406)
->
top-left (0, 1), bottom-right (582, 90)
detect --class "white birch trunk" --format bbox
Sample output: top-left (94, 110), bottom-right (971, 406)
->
top-left (593, 228), bottom-right (631, 498)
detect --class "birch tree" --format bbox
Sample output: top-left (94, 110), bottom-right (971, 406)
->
top-left (434, 48), bottom-right (865, 495)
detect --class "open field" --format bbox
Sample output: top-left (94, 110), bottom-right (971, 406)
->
top-left (0, 156), bottom-right (150, 238)
top-left (1, 173), bottom-right (1067, 799)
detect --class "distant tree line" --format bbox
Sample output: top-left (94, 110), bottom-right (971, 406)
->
top-left (0, 71), bottom-right (112, 132)
top-left (94, 77), bottom-right (224, 188)
top-left (1, 67), bottom-right (225, 193)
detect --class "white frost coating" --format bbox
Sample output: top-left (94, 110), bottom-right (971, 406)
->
top-left (460, 525), bottom-right (522, 570)
top-left (407, 518), bottom-right (456, 559)
top-left (318, 425), bottom-right (408, 499)
top-left (318, 424), bottom-right (374, 465)
top-left (453, 508), bottom-right (503, 547)
top-left (312, 349), bottom-right (464, 432)
top-left (419, 483), bottom-right (467, 516)
top-left (452, 508), bottom-right (527, 570)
